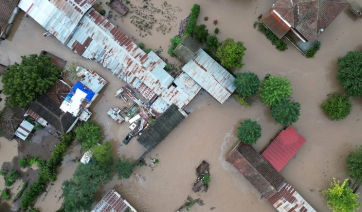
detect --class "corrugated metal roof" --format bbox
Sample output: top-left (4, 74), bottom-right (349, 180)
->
top-left (76, 66), bottom-right (107, 93)
top-left (182, 49), bottom-right (236, 104)
top-left (92, 190), bottom-right (136, 212)
top-left (267, 182), bottom-right (316, 212)
top-left (14, 120), bottom-right (34, 141)
top-left (18, 0), bottom-right (95, 44)
top-left (66, 9), bottom-right (174, 101)
top-left (261, 126), bottom-right (306, 172)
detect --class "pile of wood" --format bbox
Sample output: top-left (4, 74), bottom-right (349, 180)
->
top-left (192, 160), bottom-right (210, 193)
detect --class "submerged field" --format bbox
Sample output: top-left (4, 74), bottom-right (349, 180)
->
top-left (1, 0), bottom-right (362, 211)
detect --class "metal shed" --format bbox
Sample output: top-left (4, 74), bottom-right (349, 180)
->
top-left (14, 120), bottom-right (34, 140)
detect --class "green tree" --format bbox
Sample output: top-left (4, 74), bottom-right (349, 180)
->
top-left (337, 51), bottom-right (362, 98)
top-left (260, 76), bottom-right (292, 106)
top-left (75, 121), bottom-right (103, 150)
top-left (216, 38), bottom-right (246, 69)
top-left (1, 54), bottom-right (60, 107)
top-left (168, 36), bottom-right (182, 57)
top-left (62, 163), bottom-right (112, 212)
top-left (206, 35), bottom-right (220, 52)
top-left (237, 119), bottom-right (262, 145)
top-left (115, 158), bottom-right (133, 179)
top-left (322, 93), bottom-right (352, 121)
top-left (346, 146), bottom-right (362, 182)
top-left (323, 178), bottom-right (360, 212)
top-left (270, 99), bottom-right (300, 127)
top-left (194, 24), bottom-right (209, 43)
top-left (93, 141), bottom-right (113, 167)
top-left (5, 170), bottom-right (19, 187)
top-left (1, 188), bottom-right (10, 200)
top-left (99, 9), bottom-right (106, 16)
top-left (234, 72), bottom-right (260, 97)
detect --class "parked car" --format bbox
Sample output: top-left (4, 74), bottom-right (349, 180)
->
top-left (123, 133), bottom-right (133, 145)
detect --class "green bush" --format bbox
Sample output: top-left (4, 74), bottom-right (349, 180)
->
top-left (237, 119), bottom-right (262, 145)
top-left (346, 146), bottom-right (362, 182)
top-left (165, 64), bottom-right (171, 71)
top-left (233, 94), bottom-right (250, 106)
top-left (116, 159), bottom-right (134, 179)
top-left (270, 99), bottom-right (301, 126)
top-left (168, 36), bottom-right (182, 57)
top-left (99, 10), bottom-right (106, 16)
top-left (184, 4), bottom-right (200, 36)
top-left (337, 51), bottom-right (362, 98)
top-left (321, 93), bottom-right (351, 121)
top-left (138, 42), bottom-right (145, 49)
top-left (5, 170), bottom-right (19, 187)
top-left (144, 48), bottom-right (151, 54)
top-left (19, 157), bottom-right (30, 168)
top-left (306, 41), bottom-right (321, 58)
top-left (206, 35), bottom-right (220, 53)
top-left (258, 23), bottom-right (287, 51)
top-left (0, 169), bottom-right (7, 176)
top-left (194, 24), bottom-right (209, 43)
top-left (260, 75), bottom-right (292, 106)
top-left (155, 159), bottom-right (159, 164)
top-left (75, 121), bottom-right (103, 150)
top-left (34, 123), bottom-right (43, 130)
top-left (234, 72), bottom-right (260, 97)
top-left (214, 28), bottom-right (219, 34)
top-left (202, 174), bottom-right (210, 185)
top-left (1, 189), bottom-right (10, 200)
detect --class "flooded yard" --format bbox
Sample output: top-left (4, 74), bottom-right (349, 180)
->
top-left (1, 0), bottom-right (362, 211)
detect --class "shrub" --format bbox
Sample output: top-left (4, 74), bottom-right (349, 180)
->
top-left (233, 94), bottom-right (250, 106)
top-left (144, 48), bottom-right (151, 54)
top-left (214, 28), bottom-right (219, 34)
top-left (99, 10), bottom-right (106, 16)
top-left (206, 35), bottom-right (220, 52)
top-left (1, 189), bottom-right (10, 200)
top-left (165, 64), bottom-right (171, 71)
top-left (19, 157), bottom-right (30, 168)
top-left (346, 146), bottom-right (362, 182)
top-left (194, 24), bottom-right (209, 43)
top-left (5, 170), bottom-right (19, 187)
top-left (105, 2), bottom-right (109, 6)
top-left (168, 36), bottom-right (182, 57)
top-left (237, 119), bottom-right (262, 145)
top-left (202, 174), bottom-right (210, 185)
top-left (155, 159), bottom-right (159, 164)
top-left (34, 123), bottom-right (43, 130)
top-left (321, 93), bottom-right (351, 120)
top-left (0, 169), bottom-right (7, 176)
top-left (138, 42), bottom-right (145, 49)
top-left (260, 76), bottom-right (292, 106)
top-left (184, 4), bottom-right (200, 36)
top-left (115, 158), bottom-right (133, 179)
top-left (270, 99), bottom-right (301, 126)
top-left (258, 23), bottom-right (287, 51)
top-left (216, 38), bottom-right (246, 69)
top-left (306, 41), bottom-right (321, 58)
top-left (337, 51), bottom-right (362, 98)
top-left (234, 72), bottom-right (260, 97)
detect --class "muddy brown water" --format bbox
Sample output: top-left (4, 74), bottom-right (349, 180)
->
top-left (1, 0), bottom-right (362, 211)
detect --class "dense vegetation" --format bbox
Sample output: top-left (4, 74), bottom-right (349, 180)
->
top-left (5, 170), bottom-right (19, 187)
top-left (321, 93), bottom-right (352, 120)
top-left (1, 188), bottom-right (10, 200)
top-left (234, 72), bottom-right (260, 97)
top-left (1, 54), bottom-right (60, 107)
top-left (115, 158), bottom-right (133, 179)
top-left (346, 146), bottom-right (362, 182)
top-left (21, 133), bottom-right (75, 210)
top-left (337, 51), bottom-right (362, 98)
top-left (194, 24), bottom-right (209, 43)
top-left (202, 174), bottom-right (210, 185)
top-left (258, 23), bottom-right (287, 51)
top-left (93, 141), bottom-right (113, 167)
top-left (306, 41), bottom-right (321, 58)
top-left (206, 35), bottom-right (220, 53)
top-left (323, 178), bottom-right (360, 212)
top-left (168, 36), bottom-right (182, 57)
top-left (260, 76), bottom-right (292, 106)
top-left (184, 4), bottom-right (201, 36)
top-left (216, 38), bottom-right (246, 69)
top-left (237, 119), bottom-right (262, 145)
top-left (270, 99), bottom-right (301, 126)
top-left (19, 156), bottom-right (38, 169)
top-left (75, 121), bottom-right (103, 150)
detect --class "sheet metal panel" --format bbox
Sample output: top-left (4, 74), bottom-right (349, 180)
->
top-left (77, 66), bottom-right (107, 93)
top-left (182, 49), bottom-right (236, 104)
top-left (66, 9), bottom-right (174, 100)
top-left (151, 97), bottom-right (170, 114)
top-left (14, 120), bottom-right (34, 141)
top-left (173, 73), bottom-right (201, 99)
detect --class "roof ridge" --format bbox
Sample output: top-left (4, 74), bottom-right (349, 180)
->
top-left (36, 100), bottom-right (64, 132)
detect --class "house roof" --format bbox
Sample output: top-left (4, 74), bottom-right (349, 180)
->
top-left (137, 104), bottom-right (185, 150)
top-left (182, 49), bottom-right (236, 104)
top-left (0, 105), bottom-right (25, 140)
top-left (46, 79), bottom-right (71, 105)
top-left (92, 190), bottom-right (137, 212)
top-left (0, 0), bottom-right (19, 36)
top-left (76, 67), bottom-right (107, 94)
top-left (110, 0), bottom-right (128, 16)
top-left (174, 35), bottom-right (201, 63)
top-left (14, 120), bottom-right (34, 140)
top-left (261, 126), bottom-right (306, 172)
top-left (262, 0), bottom-right (349, 40)
top-left (18, 0), bottom-right (96, 44)
top-left (226, 143), bottom-right (286, 199)
top-left (267, 182), bottom-right (316, 212)
top-left (260, 10), bottom-right (291, 39)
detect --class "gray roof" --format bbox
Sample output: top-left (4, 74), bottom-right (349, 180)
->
top-left (0, 105), bottom-right (25, 140)
top-left (137, 104), bottom-right (185, 150)
top-left (173, 35), bottom-right (201, 63)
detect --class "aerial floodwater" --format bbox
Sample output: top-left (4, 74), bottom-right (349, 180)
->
top-left (1, 0), bottom-right (362, 211)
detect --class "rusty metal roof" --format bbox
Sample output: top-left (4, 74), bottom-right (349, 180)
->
top-left (18, 0), bottom-right (95, 44)
top-left (66, 9), bottom-right (174, 101)
top-left (92, 190), bottom-right (136, 212)
top-left (182, 49), bottom-right (236, 104)
top-left (267, 183), bottom-right (316, 212)
top-left (76, 66), bottom-right (107, 94)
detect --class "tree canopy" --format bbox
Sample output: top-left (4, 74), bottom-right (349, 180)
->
top-left (323, 178), bottom-right (360, 212)
top-left (270, 99), bottom-right (300, 127)
top-left (337, 51), bottom-right (362, 98)
top-left (93, 141), bottom-right (113, 167)
top-left (62, 163), bottom-right (112, 212)
top-left (346, 146), bottom-right (362, 182)
top-left (194, 24), bottom-right (209, 43)
top-left (206, 35), bottom-right (220, 53)
top-left (321, 93), bottom-right (352, 121)
top-left (115, 158), bottom-right (133, 179)
top-left (75, 121), bottom-right (103, 150)
top-left (234, 72), bottom-right (260, 97)
top-left (237, 119), bottom-right (262, 145)
top-left (216, 38), bottom-right (246, 69)
top-left (1, 54), bottom-right (60, 107)
top-left (260, 76), bottom-right (292, 106)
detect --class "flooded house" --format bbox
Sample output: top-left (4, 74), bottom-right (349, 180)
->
top-left (92, 189), bottom-right (137, 212)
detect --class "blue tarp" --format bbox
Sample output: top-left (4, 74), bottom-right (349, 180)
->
top-left (66, 81), bottom-right (95, 102)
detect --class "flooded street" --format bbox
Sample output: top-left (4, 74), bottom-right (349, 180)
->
top-left (1, 0), bottom-right (362, 211)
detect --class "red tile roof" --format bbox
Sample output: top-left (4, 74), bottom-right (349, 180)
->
top-left (261, 126), bottom-right (306, 172)
top-left (260, 10), bottom-right (291, 39)
top-left (262, 0), bottom-right (349, 40)
top-left (0, 0), bottom-right (19, 36)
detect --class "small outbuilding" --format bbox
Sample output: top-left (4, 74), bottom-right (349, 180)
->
top-left (110, 0), bottom-right (129, 16)
top-left (14, 120), bottom-right (34, 141)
